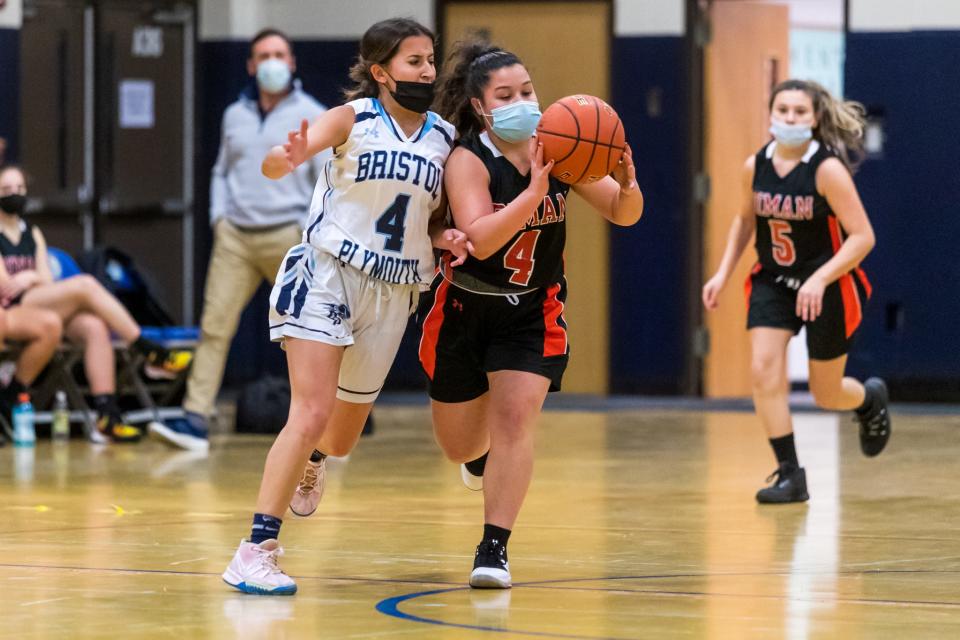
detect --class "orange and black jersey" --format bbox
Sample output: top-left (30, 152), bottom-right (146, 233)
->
top-left (452, 131), bottom-right (570, 291)
top-left (0, 219), bottom-right (37, 277)
top-left (753, 140), bottom-right (848, 281)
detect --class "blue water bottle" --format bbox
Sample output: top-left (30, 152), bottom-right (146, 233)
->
top-left (12, 393), bottom-right (36, 447)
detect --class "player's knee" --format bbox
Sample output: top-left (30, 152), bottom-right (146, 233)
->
top-left (489, 405), bottom-right (536, 443)
top-left (36, 312), bottom-right (64, 343)
top-left (286, 401), bottom-right (331, 443)
top-left (73, 315), bottom-right (110, 343)
top-left (435, 438), bottom-right (478, 463)
top-left (751, 355), bottom-right (783, 391)
top-left (72, 274), bottom-right (101, 298)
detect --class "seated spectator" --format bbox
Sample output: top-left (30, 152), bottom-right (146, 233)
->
top-left (0, 302), bottom-right (63, 426)
top-left (0, 165), bottom-right (190, 443)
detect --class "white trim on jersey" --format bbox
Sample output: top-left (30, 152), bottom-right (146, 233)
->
top-left (766, 139), bottom-right (821, 162)
top-left (301, 97), bottom-right (456, 289)
top-left (479, 131), bottom-right (503, 158)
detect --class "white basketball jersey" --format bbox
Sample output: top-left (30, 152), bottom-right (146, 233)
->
top-left (304, 97), bottom-right (455, 288)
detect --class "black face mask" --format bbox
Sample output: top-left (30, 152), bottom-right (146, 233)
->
top-left (386, 73), bottom-right (434, 114)
top-left (0, 194), bottom-right (26, 216)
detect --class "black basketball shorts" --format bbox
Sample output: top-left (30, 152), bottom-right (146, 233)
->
top-left (417, 274), bottom-right (570, 403)
top-left (745, 263), bottom-right (872, 361)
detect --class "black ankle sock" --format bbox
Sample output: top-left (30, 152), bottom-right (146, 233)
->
top-left (92, 394), bottom-right (121, 418)
top-left (0, 378), bottom-right (26, 414)
top-left (1, 377), bottom-right (26, 401)
top-left (309, 449), bottom-right (326, 463)
top-left (465, 452), bottom-right (488, 477)
top-left (482, 523), bottom-right (511, 546)
top-left (769, 433), bottom-right (799, 469)
top-left (251, 513), bottom-right (283, 545)
top-left (133, 335), bottom-right (167, 361)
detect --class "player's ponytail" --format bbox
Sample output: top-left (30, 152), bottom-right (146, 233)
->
top-left (770, 79), bottom-right (867, 171)
top-left (434, 40), bottom-right (522, 137)
top-left (344, 18), bottom-right (435, 102)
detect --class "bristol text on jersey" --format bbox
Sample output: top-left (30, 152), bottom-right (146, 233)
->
top-left (356, 150), bottom-right (442, 198)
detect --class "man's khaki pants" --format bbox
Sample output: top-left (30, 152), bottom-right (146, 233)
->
top-left (183, 219), bottom-right (302, 417)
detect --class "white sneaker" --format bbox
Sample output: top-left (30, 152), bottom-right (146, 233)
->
top-left (289, 456), bottom-right (326, 517)
top-left (461, 463), bottom-right (483, 491)
top-left (222, 539), bottom-right (297, 595)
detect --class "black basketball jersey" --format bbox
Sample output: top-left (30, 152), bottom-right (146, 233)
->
top-left (0, 219), bottom-right (37, 276)
top-left (452, 131), bottom-right (570, 290)
top-left (752, 140), bottom-right (845, 280)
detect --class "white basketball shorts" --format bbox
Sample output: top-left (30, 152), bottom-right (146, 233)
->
top-left (268, 243), bottom-right (420, 402)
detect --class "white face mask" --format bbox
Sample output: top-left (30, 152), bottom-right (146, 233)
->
top-left (256, 58), bottom-right (292, 94)
top-left (769, 118), bottom-right (813, 147)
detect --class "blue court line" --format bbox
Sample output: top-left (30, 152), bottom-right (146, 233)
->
top-left (375, 572), bottom-right (960, 637)
top-left (376, 585), bottom-right (635, 640)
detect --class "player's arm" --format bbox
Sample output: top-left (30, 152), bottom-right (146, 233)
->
top-left (702, 156), bottom-right (757, 310)
top-left (446, 139), bottom-right (551, 261)
top-left (32, 226), bottom-right (55, 285)
top-left (0, 229), bottom-right (47, 303)
top-left (262, 105), bottom-right (355, 180)
top-left (809, 157), bottom-right (875, 285)
top-left (794, 157), bottom-right (875, 322)
top-left (570, 143), bottom-right (643, 225)
top-left (428, 193), bottom-right (474, 267)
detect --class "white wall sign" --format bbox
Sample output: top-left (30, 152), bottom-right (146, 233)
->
top-left (119, 79), bottom-right (155, 129)
top-left (132, 25), bottom-right (163, 57)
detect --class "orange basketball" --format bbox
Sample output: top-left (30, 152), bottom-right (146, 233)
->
top-left (536, 95), bottom-right (626, 185)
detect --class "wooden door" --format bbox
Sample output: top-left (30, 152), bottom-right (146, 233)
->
top-left (444, 1), bottom-right (611, 393)
top-left (704, 1), bottom-right (789, 397)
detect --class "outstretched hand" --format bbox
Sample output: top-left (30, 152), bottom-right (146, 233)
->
top-left (612, 143), bottom-right (638, 193)
top-left (528, 136), bottom-right (555, 199)
top-left (441, 228), bottom-right (474, 267)
top-left (282, 119), bottom-right (311, 171)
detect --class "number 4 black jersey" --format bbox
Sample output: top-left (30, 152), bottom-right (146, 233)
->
top-left (752, 140), bottom-right (847, 280)
top-left (452, 131), bottom-right (570, 290)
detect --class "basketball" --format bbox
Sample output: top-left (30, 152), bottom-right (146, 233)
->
top-left (536, 94), bottom-right (626, 185)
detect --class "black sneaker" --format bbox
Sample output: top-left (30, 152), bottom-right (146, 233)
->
top-left (469, 539), bottom-right (511, 589)
top-left (856, 377), bottom-right (891, 457)
top-left (756, 464), bottom-right (809, 504)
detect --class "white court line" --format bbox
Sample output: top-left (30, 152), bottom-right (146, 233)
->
top-left (169, 557), bottom-right (207, 566)
top-left (20, 596), bottom-right (73, 607)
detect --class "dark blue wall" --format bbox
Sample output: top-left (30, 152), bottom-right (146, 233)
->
top-left (845, 30), bottom-right (960, 399)
top-left (196, 39), bottom-right (360, 385)
top-left (609, 36), bottom-right (690, 394)
top-left (0, 28), bottom-right (20, 164)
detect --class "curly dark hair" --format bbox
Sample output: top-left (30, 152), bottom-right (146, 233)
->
top-left (433, 40), bottom-right (522, 137)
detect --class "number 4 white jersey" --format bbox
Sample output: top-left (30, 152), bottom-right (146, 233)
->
top-left (304, 97), bottom-right (455, 289)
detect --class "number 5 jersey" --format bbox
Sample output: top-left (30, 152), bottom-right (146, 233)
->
top-left (305, 97), bottom-right (456, 289)
top-left (752, 139), bottom-right (853, 281)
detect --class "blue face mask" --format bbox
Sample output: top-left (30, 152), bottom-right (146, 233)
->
top-left (769, 119), bottom-right (813, 147)
top-left (256, 58), bottom-right (292, 94)
top-left (482, 100), bottom-right (542, 142)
